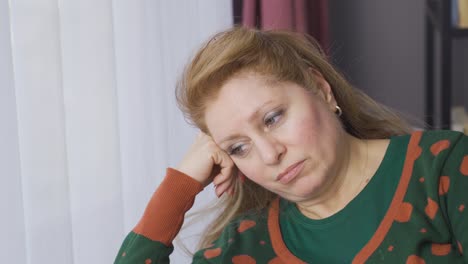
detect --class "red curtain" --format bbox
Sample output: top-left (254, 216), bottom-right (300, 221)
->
top-left (239, 0), bottom-right (329, 51)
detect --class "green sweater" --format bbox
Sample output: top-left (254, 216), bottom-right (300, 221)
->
top-left (115, 130), bottom-right (468, 263)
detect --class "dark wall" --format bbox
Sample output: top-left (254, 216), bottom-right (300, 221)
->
top-left (328, 0), bottom-right (468, 127)
top-left (453, 40), bottom-right (468, 108)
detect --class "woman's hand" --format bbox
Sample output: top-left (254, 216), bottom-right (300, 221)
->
top-left (177, 132), bottom-right (236, 197)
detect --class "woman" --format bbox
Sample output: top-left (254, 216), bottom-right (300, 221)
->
top-left (114, 27), bottom-right (468, 263)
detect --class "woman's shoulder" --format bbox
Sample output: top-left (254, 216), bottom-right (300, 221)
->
top-left (409, 130), bottom-right (466, 173)
top-left (419, 129), bottom-right (465, 141)
top-left (415, 130), bottom-right (465, 155)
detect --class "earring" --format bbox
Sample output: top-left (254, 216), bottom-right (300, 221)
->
top-left (335, 105), bottom-right (343, 117)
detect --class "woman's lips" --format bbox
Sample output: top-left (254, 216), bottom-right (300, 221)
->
top-left (277, 160), bottom-right (305, 184)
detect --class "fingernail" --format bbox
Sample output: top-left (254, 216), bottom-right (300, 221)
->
top-left (239, 173), bottom-right (246, 183)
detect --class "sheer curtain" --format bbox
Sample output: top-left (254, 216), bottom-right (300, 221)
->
top-left (0, 0), bottom-right (232, 263)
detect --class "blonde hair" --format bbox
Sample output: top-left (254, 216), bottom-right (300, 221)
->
top-left (176, 26), bottom-right (413, 249)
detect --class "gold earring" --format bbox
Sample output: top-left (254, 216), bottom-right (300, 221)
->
top-left (335, 105), bottom-right (343, 117)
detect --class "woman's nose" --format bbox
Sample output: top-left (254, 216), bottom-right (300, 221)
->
top-left (256, 135), bottom-right (286, 165)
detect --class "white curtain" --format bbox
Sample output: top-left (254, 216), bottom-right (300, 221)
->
top-left (0, 0), bottom-right (232, 263)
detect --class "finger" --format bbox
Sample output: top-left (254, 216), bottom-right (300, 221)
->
top-left (217, 167), bottom-right (242, 197)
top-left (224, 171), bottom-right (243, 197)
top-left (227, 185), bottom-right (236, 196)
top-left (211, 150), bottom-right (234, 182)
top-left (213, 167), bottom-right (235, 197)
top-left (212, 170), bottom-right (235, 191)
top-left (212, 169), bottom-right (234, 191)
top-left (214, 177), bottom-right (233, 197)
top-left (212, 169), bottom-right (232, 186)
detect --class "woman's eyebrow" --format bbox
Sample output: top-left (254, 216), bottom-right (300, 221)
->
top-left (218, 100), bottom-right (275, 145)
top-left (247, 100), bottom-right (274, 122)
top-left (219, 133), bottom-right (242, 146)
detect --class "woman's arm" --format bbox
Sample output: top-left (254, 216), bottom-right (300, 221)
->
top-left (114, 133), bottom-right (236, 263)
top-left (114, 169), bottom-right (203, 264)
top-left (441, 134), bottom-right (468, 260)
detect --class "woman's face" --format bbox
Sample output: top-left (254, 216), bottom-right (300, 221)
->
top-left (204, 72), bottom-right (347, 202)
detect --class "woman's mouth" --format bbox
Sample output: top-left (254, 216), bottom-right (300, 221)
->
top-left (277, 160), bottom-right (305, 184)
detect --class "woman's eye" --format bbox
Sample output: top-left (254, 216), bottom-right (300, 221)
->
top-left (264, 110), bottom-right (283, 127)
top-left (228, 144), bottom-right (248, 157)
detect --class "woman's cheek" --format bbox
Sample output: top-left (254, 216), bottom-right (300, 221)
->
top-left (291, 117), bottom-right (319, 143)
top-left (235, 161), bottom-right (254, 180)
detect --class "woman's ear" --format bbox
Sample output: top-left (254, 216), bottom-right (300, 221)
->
top-left (309, 68), bottom-right (337, 110)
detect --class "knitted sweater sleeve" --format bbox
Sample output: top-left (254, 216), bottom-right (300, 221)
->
top-left (114, 168), bottom-right (204, 264)
top-left (440, 134), bottom-right (468, 260)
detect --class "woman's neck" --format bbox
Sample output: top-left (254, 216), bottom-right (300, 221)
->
top-left (296, 135), bottom-right (389, 220)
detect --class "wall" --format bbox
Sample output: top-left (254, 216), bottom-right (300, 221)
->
top-left (329, 0), bottom-right (468, 127)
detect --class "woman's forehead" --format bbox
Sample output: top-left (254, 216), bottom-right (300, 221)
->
top-left (209, 74), bottom-right (289, 114)
top-left (204, 76), bottom-right (285, 139)
top-left (205, 74), bottom-right (318, 146)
